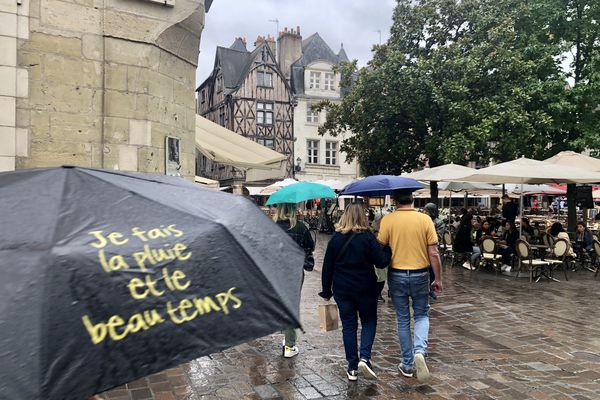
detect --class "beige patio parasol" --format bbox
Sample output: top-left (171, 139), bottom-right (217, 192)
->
top-left (544, 151), bottom-right (600, 172)
top-left (403, 163), bottom-right (475, 181)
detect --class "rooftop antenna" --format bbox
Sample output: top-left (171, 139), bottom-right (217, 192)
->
top-left (269, 18), bottom-right (279, 36)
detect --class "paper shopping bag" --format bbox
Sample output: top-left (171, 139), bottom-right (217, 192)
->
top-left (318, 303), bottom-right (339, 332)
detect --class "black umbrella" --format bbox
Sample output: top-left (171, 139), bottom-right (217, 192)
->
top-left (0, 167), bottom-right (304, 400)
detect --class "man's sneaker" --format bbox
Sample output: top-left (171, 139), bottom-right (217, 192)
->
top-left (462, 261), bottom-right (471, 269)
top-left (358, 359), bottom-right (377, 380)
top-left (346, 369), bottom-right (358, 381)
top-left (283, 345), bottom-right (299, 358)
top-left (414, 353), bottom-right (430, 383)
top-left (398, 364), bottom-right (414, 377)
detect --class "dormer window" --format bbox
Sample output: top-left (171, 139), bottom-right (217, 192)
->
top-left (324, 73), bottom-right (335, 91)
top-left (257, 71), bottom-right (273, 88)
top-left (309, 71), bottom-right (321, 89)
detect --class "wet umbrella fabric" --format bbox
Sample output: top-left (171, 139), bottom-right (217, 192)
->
top-left (340, 175), bottom-right (424, 197)
top-left (0, 167), bottom-right (304, 400)
top-left (265, 182), bottom-right (336, 205)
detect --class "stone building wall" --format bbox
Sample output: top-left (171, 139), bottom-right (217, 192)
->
top-left (0, 0), bottom-right (210, 179)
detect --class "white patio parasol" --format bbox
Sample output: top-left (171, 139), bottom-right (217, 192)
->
top-left (544, 151), bottom-right (600, 172)
top-left (449, 157), bottom-right (600, 233)
top-left (403, 163), bottom-right (475, 181)
top-left (260, 178), bottom-right (298, 195)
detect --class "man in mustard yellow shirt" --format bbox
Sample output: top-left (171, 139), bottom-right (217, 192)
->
top-left (378, 189), bottom-right (443, 383)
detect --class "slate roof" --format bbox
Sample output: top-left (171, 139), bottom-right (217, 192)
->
top-left (290, 33), bottom-right (347, 96)
top-left (229, 38), bottom-right (248, 52)
top-left (337, 44), bottom-right (349, 62)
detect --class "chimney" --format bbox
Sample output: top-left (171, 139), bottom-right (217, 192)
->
top-left (277, 26), bottom-right (302, 80)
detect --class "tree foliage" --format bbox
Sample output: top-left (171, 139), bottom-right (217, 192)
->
top-left (317, 0), bottom-right (600, 175)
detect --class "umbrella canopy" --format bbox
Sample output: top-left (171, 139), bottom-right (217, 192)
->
top-left (505, 183), bottom-right (566, 195)
top-left (450, 157), bottom-right (600, 184)
top-left (403, 163), bottom-right (475, 181)
top-left (265, 182), bottom-right (336, 205)
top-left (0, 167), bottom-right (304, 400)
top-left (340, 175), bottom-right (424, 197)
top-left (312, 179), bottom-right (349, 191)
top-left (260, 178), bottom-right (298, 195)
top-left (438, 181), bottom-right (499, 192)
top-left (544, 151), bottom-right (600, 172)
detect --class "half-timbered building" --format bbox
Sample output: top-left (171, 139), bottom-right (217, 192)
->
top-left (196, 36), bottom-right (295, 183)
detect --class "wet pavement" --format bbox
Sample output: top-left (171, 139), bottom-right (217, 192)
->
top-left (103, 233), bottom-right (600, 400)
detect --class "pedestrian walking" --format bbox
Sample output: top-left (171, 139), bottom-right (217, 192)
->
top-left (377, 189), bottom-right (443, 383)
top-left (501, 194), bottom-right (518, 222)
top-left (423, 202), bottom-right (444, 299)
top-left (273, 202), bottom-right (315, 358)
top-left (319, 203), bottom-right (391, 381)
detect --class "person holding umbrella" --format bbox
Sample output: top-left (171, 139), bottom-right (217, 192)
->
top-left (377, 189), bottom-right (443, 383)
top-left (273, 202), bottom-right (315, 358)
top-left (319, 203), bottom-right (391, 381)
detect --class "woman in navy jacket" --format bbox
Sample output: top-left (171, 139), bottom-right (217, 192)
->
top-left (319, 203), bottom-right (390, 381)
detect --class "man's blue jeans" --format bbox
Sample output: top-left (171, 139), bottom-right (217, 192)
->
top-left (388, 268), bottom-right (430, 369)
top-left (333, 292), bottom-right (378, 370)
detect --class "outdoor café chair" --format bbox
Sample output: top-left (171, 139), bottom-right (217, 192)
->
top-left (544, 238), bottom-right (570, 282)
top-left (515, 239), bottom-right (551, 283)
top-left (481, 236), bottom-right (502, 274)
top-left (441, 230), bottom-right (455, 266)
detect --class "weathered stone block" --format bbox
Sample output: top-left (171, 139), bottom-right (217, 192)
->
top-left (0, 11), bottom-right (17, 37)
top-left (103, 116), bottom-right (129, 144)
top-left (147, 72), bottom-right (173, 101)
top-left (138, 145), bottom-right (163, 174)
top-left (0, 126), bottom-right (16, 156)
top-left (30, 110), bottom-right (50, 139)
top-left (16, 68), bottom-right (28, 97)
top-left (129, 119), bottom-right (151, 146)
top-left (0, 155), bottom-right (15, 171)
top-left (0, 66), bottom-right (16, 96)
top-left (41, 0), bottom-right (101, 34)
top-left (43, 54), bottom-right (101, 88)
top-left (173, 80), bottom-right (192, 106)
top-left (105, 38), bottom-right (159, 69)
top-left (82, 34), bottom-right (102, 60)
top-left (28, 139), bottom-right (94, 167)
top-left (0, 36), bottom-right (17, 66)
top-left (21, 32), bottom-right (81, 57)
top-left (118, 144), bottom-right (138, 171)
top-left (158, 50), bottom-right (194, 86)
top-left (15, 127), bottom-right (29, 156)
top-left (104, 10), bottom-right (163, 43)
top-left (50, 112), bottom-right (101, 142)
top-left (105, 63), bottom-right (127, 91)
top-left (30, 83), bottom-right (97, 113)
top-left (0, 95), bottom-right (16, 126)
top-left (0, 0), bottom-right (17, 14)
top-left (104, 90), bottom-right (136, 118)
top-left (17, 15), bottom-right (28, 39)
top-left (127, 66), bottom-right (151, 95)
top-left (16, 107), bottom-right (30, 128)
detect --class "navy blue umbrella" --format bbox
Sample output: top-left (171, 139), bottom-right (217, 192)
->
top-left (340, 175), bottom-right (424, 197)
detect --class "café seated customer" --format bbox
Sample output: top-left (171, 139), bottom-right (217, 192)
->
top-left (453, 214), bottom-right (481, 268)
top-left (499, 220), bottom-right (519, 272)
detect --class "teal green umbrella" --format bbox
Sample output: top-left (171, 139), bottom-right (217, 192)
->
top-left (266, 182), bottom-right (336, 205)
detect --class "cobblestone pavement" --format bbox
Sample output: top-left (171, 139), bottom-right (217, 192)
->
top-left (103, 233), bottom-right (600, 400)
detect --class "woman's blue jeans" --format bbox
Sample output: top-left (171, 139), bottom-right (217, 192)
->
top-left (388, 268), bottom-right (430, 369)
top-left (333, 292), bottom-right (378, 370)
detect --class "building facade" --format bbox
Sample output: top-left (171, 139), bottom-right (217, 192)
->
top-left (285, 31), bottom-right (358, 182)
top-left (0, 0), bottom-right (212, 179)
top-left (196, 36), bottom-right (295, 183)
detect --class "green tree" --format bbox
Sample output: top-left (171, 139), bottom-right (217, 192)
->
top-left (318, 0), bottom-right (600, 185)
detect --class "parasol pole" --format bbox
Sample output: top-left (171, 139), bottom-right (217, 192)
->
top-left (519, 180), bottom-right (524, 236)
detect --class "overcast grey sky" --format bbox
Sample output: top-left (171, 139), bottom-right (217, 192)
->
top-left (196, 0), bottom-right (397, 86)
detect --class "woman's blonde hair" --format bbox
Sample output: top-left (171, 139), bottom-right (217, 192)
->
top-left (335, 203), bottom-right (370, 234)
top-left (273, 203), bottom-right (297, 229)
